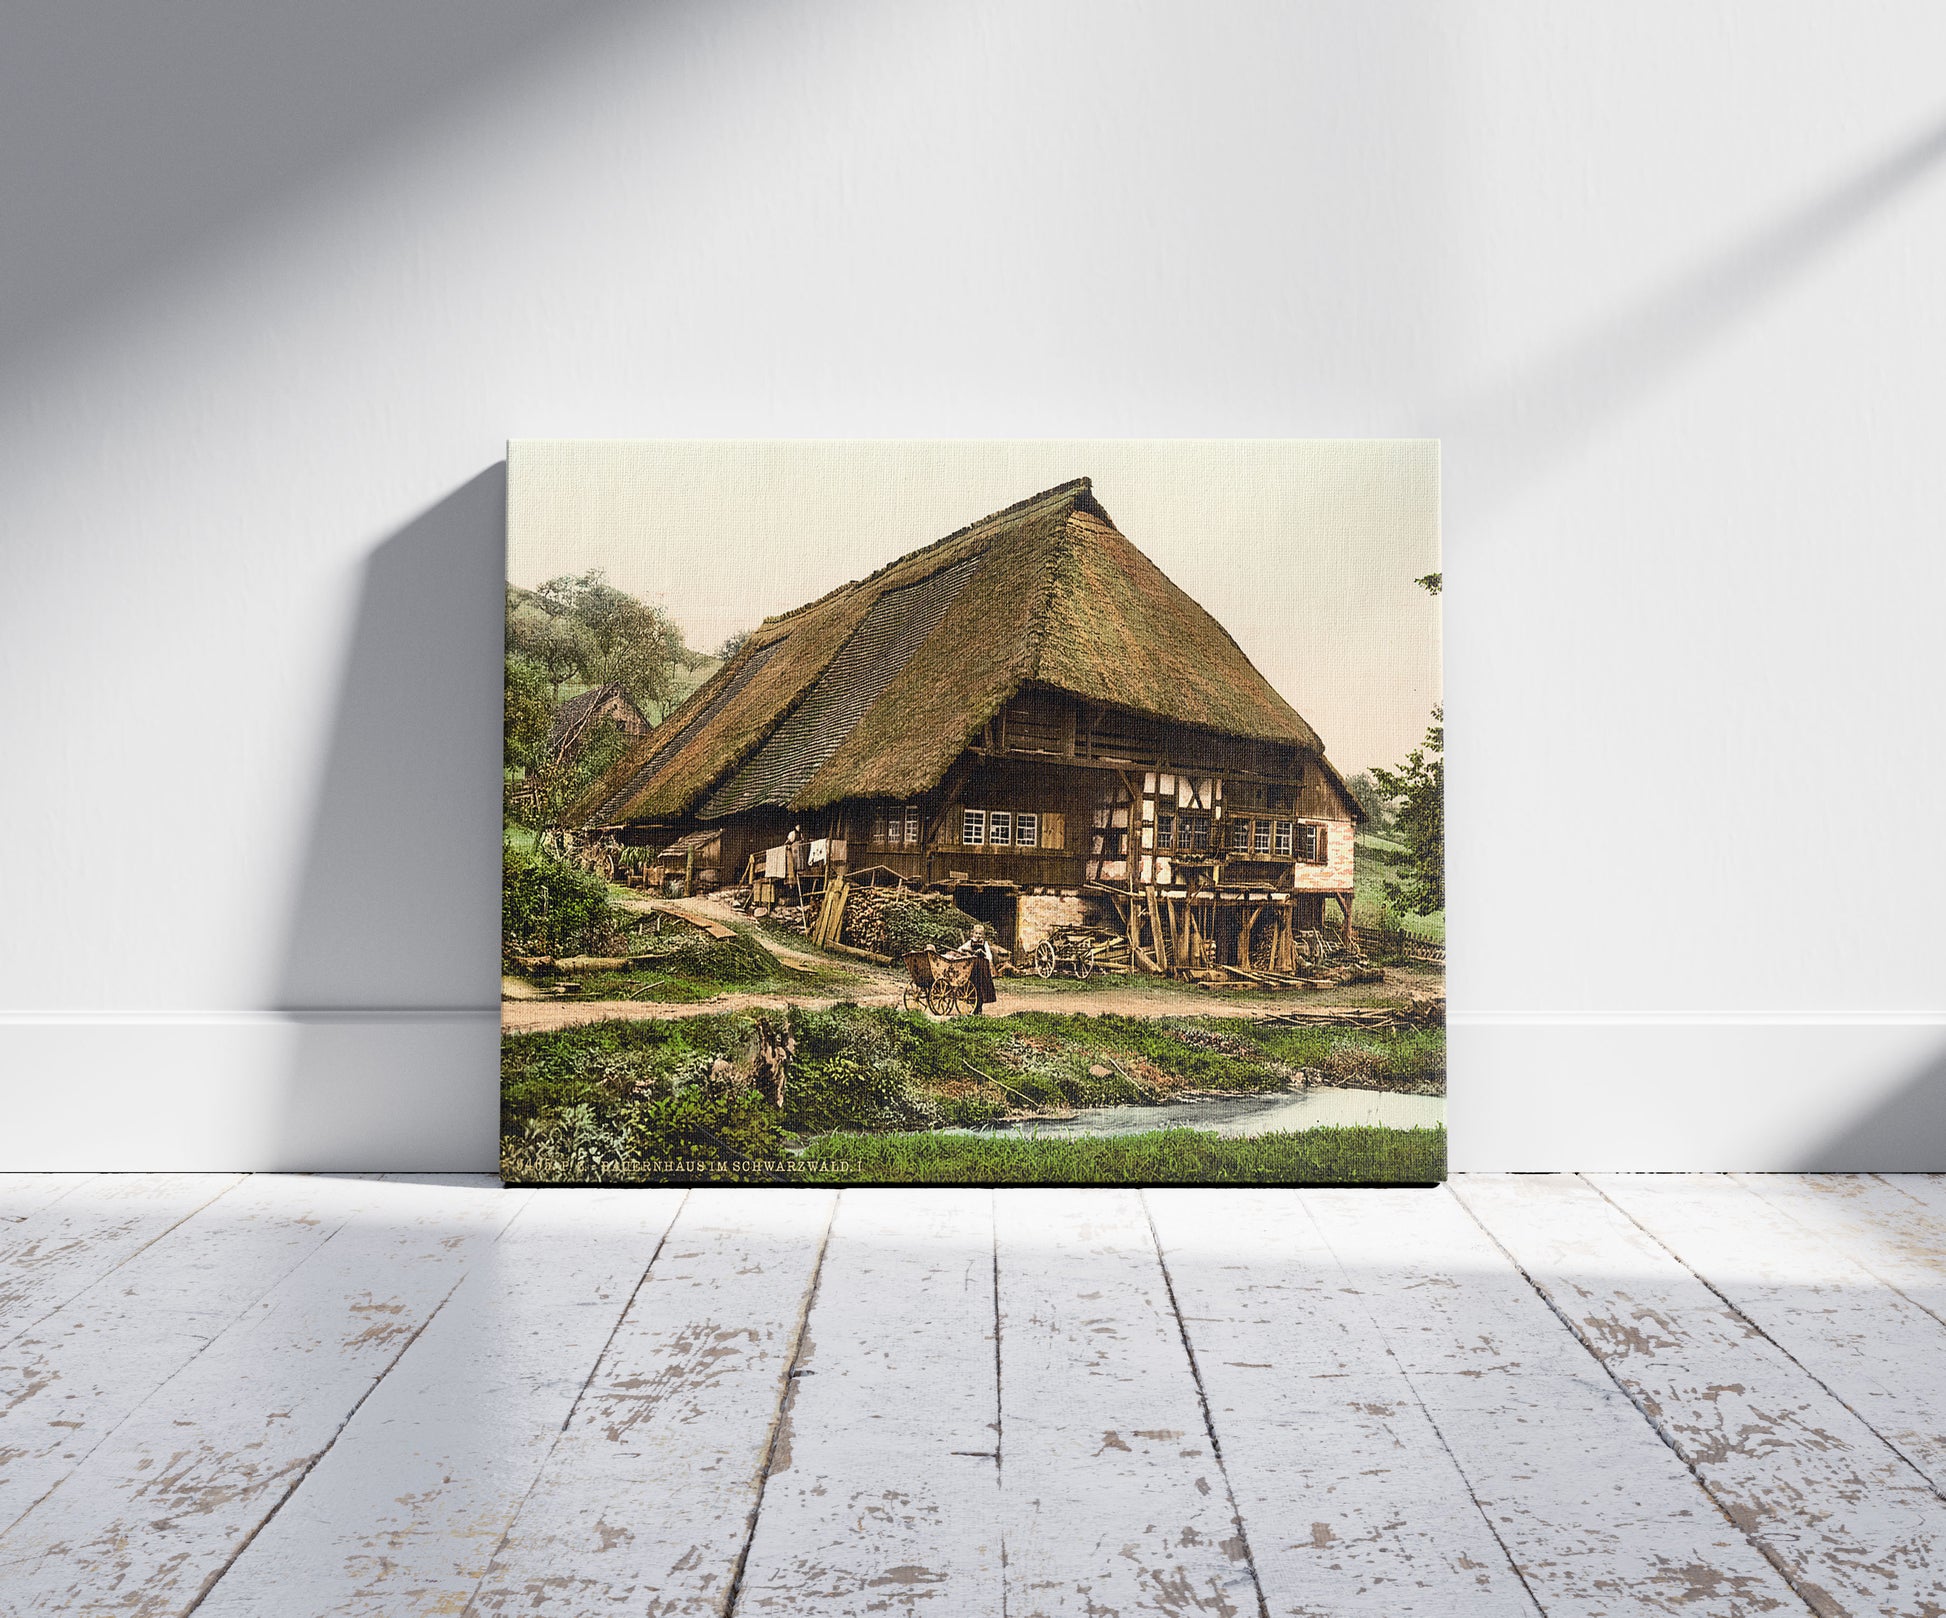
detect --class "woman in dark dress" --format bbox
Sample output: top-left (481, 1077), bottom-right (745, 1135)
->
top-left (966, 925), bottom-right (998, 1012)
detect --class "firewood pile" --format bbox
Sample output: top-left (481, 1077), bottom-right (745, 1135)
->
top-left (840, 888), bottom-right (969, 956)
top-left (1045, 924), bottom-right (1131, 975)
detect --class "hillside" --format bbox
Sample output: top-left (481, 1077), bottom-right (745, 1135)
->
top-left (1353, 833), bottom-right (1444, 942)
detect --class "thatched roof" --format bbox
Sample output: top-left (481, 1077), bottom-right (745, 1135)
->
top-left (575, 479), bottom-right (1334, 825)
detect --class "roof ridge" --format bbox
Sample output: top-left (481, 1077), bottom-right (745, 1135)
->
top-left (753, 478), bottom-right (1096, 633)
top-left (1016, 499), bottom-right (1095, 687)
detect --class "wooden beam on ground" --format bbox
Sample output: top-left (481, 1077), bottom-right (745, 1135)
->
top-left (657, 901), bottom-right (736, 940)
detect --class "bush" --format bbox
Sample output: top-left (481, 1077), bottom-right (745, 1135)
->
top-left (501, 1087), bottom-right (785, 1183)
top-left (629, 927), bottom-right (779, 985)
top-left (782, 1004), bottom-right (938, 1132)
top-left (500, 1016), bottom-right (786, 1181)
top-left (503, 847), bottom-right (622, 958)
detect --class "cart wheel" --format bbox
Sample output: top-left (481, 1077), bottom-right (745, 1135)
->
top-left (924, 982), bottom-right (949, 1016)
top-left (1076, 948), bottom-right (1095, 981)
top-left (951, 981), bottom-right (978, 1017)
top-left (1035, 940), bottom-right (1057, 978)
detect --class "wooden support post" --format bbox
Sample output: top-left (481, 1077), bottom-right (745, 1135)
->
top-left (683, 847), bottom-right (695, 898)
top-left (1243, 904), bottom-right (1263, 971)
top-left (1146, 886), bottom-right (1170, 973)
top-left (1336, 892), bottom-right (1355, 949)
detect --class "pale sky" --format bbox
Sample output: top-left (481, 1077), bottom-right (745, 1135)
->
top-left (508, 440), bottom-right (1440, 778)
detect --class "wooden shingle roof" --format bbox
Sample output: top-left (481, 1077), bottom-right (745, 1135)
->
top-left (574, 479), bottom-right (1330, 825)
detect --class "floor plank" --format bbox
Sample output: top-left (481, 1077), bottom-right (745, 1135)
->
top-left (0, 1175), bottom-right (525, 1615)
top-left (1307, 1186), bottom-right (1806, 1616)
top-left (0, 1174), bottom-right (393, 1536)
top-left (192, 1186), bottom-right (686, 1617)
top-left (1147, 1188), bottom-right (1539, 1616)
top-left (732, 1189), bottom-right (1002, 1615)
top-left (994, 1188), bottom-right (1260, 1618)
top-left (466, 1188), bottom-right (837, 1616)
top-left (1734, 1175), bottom-right (1946, 1325)
top-left (1594, 1173), bottom-right (1946, 1498)
top-left (0, 1174), bottom-right (96, 1223)
top-left (0, 1174), bottom-right (244, 1347)
top-left (1459, 1173), bottom-right (1946, 1617)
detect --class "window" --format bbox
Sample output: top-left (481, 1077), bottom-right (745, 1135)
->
top-left (1229, 818), bottom-right (1252, 853)
top-left (1157, 811), bottom-right (1175, 849)
top-left (1295, 823), bottom-right (1322, 862)
top-left (904, 805), bottom-right (921, 846)
top-left (1016, 812), bottom-right (1038, 848)
top-left (989, 810), bottom-right (1013, 846)
top-left (1185, 815), bottom-right (1210, 851)
top-left (963, 808), bottom-right (986, 845)
top-left (1275, 820), bottom-right (1294, 856)
top-left (1253, 819), bottom-right (1272, 855)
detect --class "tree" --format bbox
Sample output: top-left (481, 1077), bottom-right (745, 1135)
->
top-left (1345, 770), bottom-right (1393, 834)
top-left (503, 653), bottom-right (553, 776)
top-left (506, 590), bottom-right (599, 699)
top-left (716, 628), bottom-right (752, 662)
top-left (532, 569), bottom-right (696, 716)
top-left (1370, 708), bottom-right (1443, 915)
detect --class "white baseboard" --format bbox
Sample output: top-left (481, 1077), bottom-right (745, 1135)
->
top-left (1449, 1017), bottom-right (1946, 1172)
top-left (0, 1013), bottom-right (1940, 1173)
top-left (0, 1013), bottom-right (500, 1172)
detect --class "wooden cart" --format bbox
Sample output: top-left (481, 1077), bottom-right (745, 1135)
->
top-left (1032, 929), bottom-right (1099, 980)
top-left (902, 947), bottom-right (979, 1017)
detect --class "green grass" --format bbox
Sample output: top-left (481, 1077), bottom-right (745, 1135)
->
top-left (796, 1124), bottom-right (1444, 1185)
top-left (1354, 835), bottom-right (1444, 942)
top-left (502, 1007), bottom-right (1446, 1183)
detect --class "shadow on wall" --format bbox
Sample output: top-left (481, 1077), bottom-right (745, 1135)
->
top-left (272, 466), bottom-right (506, 1171)
top-left (1796, 1051), bottom-right (1946, 1173)
top-left (0, 0), bottom-right (640, 375)
top-left (1445, 109), bottom-right (1946, 517)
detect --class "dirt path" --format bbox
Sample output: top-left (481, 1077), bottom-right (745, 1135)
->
top-left (502, 890), bottom-right (1440, 1035)
top-left (500, 980), bottom-right (1406, 1035)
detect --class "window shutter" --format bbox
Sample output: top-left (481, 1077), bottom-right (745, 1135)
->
top-left (1042, 811), bottom-right (1064, 850)
top-left (1316, 825), bottom-right (1329, 863)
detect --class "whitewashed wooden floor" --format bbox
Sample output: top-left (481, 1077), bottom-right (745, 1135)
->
top-left (2, 1176), bottom-right (1944, 1616)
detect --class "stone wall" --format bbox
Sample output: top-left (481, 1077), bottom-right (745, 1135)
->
top-left (1014, 892), bottom-right (1129, 954)
top-left (1288, 817), bottom-right (1357, 892)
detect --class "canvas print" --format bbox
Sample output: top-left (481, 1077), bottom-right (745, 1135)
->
top-left (502, 441), bottom-right (1443, 1185)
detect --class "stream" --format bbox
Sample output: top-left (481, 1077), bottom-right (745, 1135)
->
top-left (961, 1084), bottom-right (1443, 1139)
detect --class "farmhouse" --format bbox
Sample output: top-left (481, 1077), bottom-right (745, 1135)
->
top-left (571, 479), bottom-right (1363, 973)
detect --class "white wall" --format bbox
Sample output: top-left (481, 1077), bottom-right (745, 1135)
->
top-left (4, 1), bottom-right (1942, 1170)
